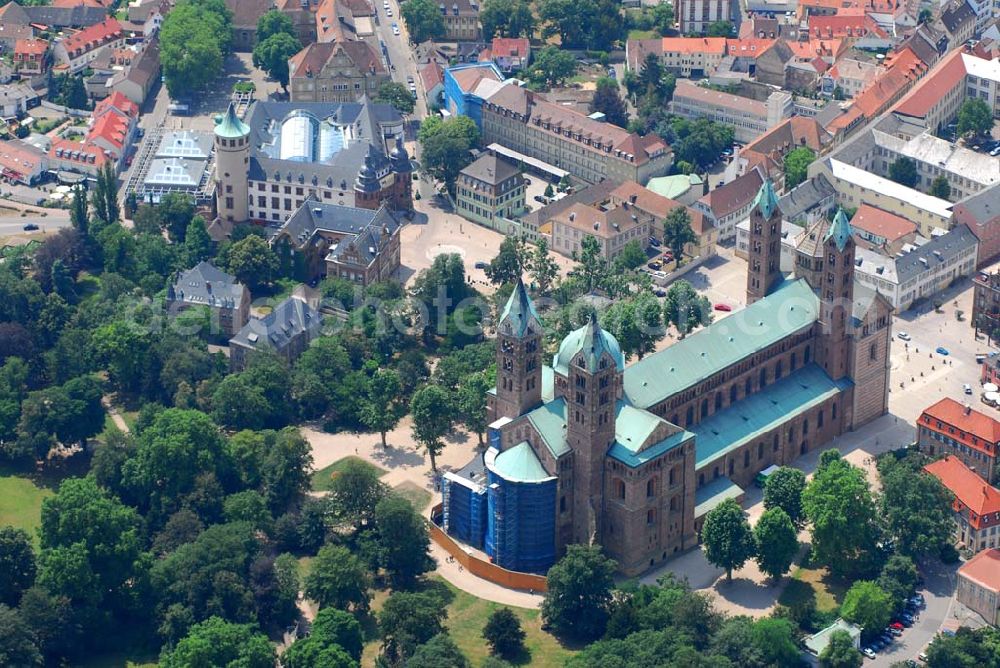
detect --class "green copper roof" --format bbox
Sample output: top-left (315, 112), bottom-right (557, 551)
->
top-left (608, 401), bottom-right (693, 468)
top-left (553, 314), bottom-right (625, 376)
top-left (691, 364), bottom-right (852, 470)
top-left (499, 277), bottom-right (542, 338)
top-left (647, 173), bottom-right (703, 200)
top-left (623, 278), bottom-right (819, 409)
top-left (214, 102), bottom-right (249, 139)
top-left (825, 208), bottom-right (853, 252)
top-left (491, 441), bottom-right (555, 483)
top-left (753, 179), bottom-right (780, 220)
top-left (525, 397), bottom-right (570, 458)
top-left (694, 476), bottom-right (744, 518)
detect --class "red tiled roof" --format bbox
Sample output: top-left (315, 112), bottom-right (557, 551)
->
top-left (921, 398), bottom-right (1000, 444)
top-left (853, 63), bottom-right (912, 117)
top-left (894, 48), bottom-right (966, 118)
top-left (661, 37), bottom-right (728, 55)
top-left (958, 548), bottom-right (1000, 592)
top-left (48, 137), bottom-right (110, 168)
top-left (0, 140), bottom-right (45, 176)
top-left (15, 38), bottom-right (48, 56)
top-left (94, 91), bottom-right (139, 119)
top-left (699, 167), bottom-right (765, 219)
top-left (808, 14), bottom-right (887, 39)
top-left (745, 116), bottom-right (833, 158)
top-left (89, 112), bottom-right (129, 152)
top-left (850, 203), bottom-right (916, 242)
top-left (60, 17), bottom-right (122, 56)
top-left (924, 456), bottom-right (1000, 528)
top-left (490, 37), bottom-right (529, 59)
top-left (420, 61), bottom-right (443, 90)
top-left (725, 38), bottom-right (775, 58)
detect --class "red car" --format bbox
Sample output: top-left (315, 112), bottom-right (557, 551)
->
top-left (714, 303), bottom-right (732, 312)
top-left (890, 622), bottom-right (904, 631)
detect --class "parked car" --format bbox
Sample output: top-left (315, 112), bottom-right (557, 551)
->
top-left (918, 651), bottom-right (929, 662)
top-left (964, 383), bottom-right (973, 394)
top-left (406, 75), bottom-right (414, 85)
top-left (386, 6), bottom-right (392, 14)
top-left (889, 627), bottom-right (903, 637)
top-left (863, 647), bottom-right (877, 659)
top-left (936, 346), bottom-right (950, 356)
top-left (649, 236), bottom-right (661, 247)
top-left (890, 622), bottom-right (904, 631)
top-left (474, 261), bottom-right (488, 269)
top-left (911, 594), bottom-right (925, 607)
top-left (714, 303), bottom-right (732, 312)
top-left (391, 22), bottom-right (400, 35)
top-left (897, 331), bottom-right (911, 341)
top-left (22, 223), bottom-right (39, 231)
top-left (901, 614), bottom-right (914, 626)
top-left (653, 288), bottom-right (667, 297)
top-left (647, 261), bottom-right (662, 270)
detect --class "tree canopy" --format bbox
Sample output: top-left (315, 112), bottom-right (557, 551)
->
top-left (783, 147), bottom-right (815, 189)
top-left (160, 0), bottom-right (233, 99)
top-left (957, 98), bottom-right (993, 139)
top-left (701, 498), bottom-right (755, 582)
top-left (541, 545), bottom-right (616, 640)
top-left (400, 0), bottom-right (445, 42)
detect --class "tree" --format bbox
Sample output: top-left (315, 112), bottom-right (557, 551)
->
top-left (400, 0), bottom-right (445, 42)
top-left (820, 629), bottom-right (863, 668)
top-left (282, 638), bottom-right (355, 668)
top-left (0, 527), bottom-right (35, 606)
top-left (663, 280), bottom-right (712, 338)
top-left (360, 369), bottom-right (405, 447)
top-left (410, 384), bottom-right (453, 471)
top-left (0, 604), bottom-right (42, 667)
top-left (526, 46), bottom-right (577, 89)
top-left (373, 495), bottom-right (433, 587)
top-left (706, 20), bottom-right (733, 36)
top-left (456, 372), bottom-right (490, 445)
top-left (878, 554), bottom-right (919, 610)
top-left (803, 457), bottom-right (880, 578)
top-left (69, 185), bottom-right (88, 236)
top-left (783, 147), bottom-right (815, 189)
top-left (304, 544), bottom-right (371, 612)
top-left (407, 633), bottom-right (469, 668)
top-left (282, 608), bottom-right (362, 666)
top-left (751, 617), bottom-right (799, 667)
top-left (602, 292), bottom-right (665, 360)
top-left (753, 507), bottom-right (798, 580)
top-left (53, 73), bottom-right (87, 109)
top-left (879, 459), bottom-right (953, 559)
top-left (929, 175), bottom-right (951, 199)
top-left (379, 591), bottom-right (448, 663)
top-left (160, 0), bottom-right (232, 99)
top-left (375, 81), bottom-right (415, 114)
top-left (483, 607), bottom-right (526, 661)
top-left (253, 32), bottom-right (302, 91)
top-left (590, 77), bottom-right (628, 127)
top-left (614, 239), bottom-right (648, 272)
top-left (762, 466), bottom-right (807, 529)
top-left (485, 236), bottom-right (527, 286)
top-left (841, 581), bottom-right (892, 634)
top-left (418, 116), bottom-right (479, 191)
top-left (479, 0), bottom-right (535, 38)
top-left (158, 192), bottom-right (195, 242)
top-left (701, 498), bottom-right (755, 582)
top-left (328, 457), bottom-right (388, 530)
top-left (256, 8), bottom-right (296, 42)
top-left (159, 617), bottom-right (275, 668)
top-left (16, 375), bottom-right (105, 456)
top-left (957, 98), bottom-right (992, 140)
top-left (542, 545), bottom-right (616, 640)
top-left (651, 2), bottom-right (674, 34)
top-left (888, 157), bottom-right (919, 188)
top-left (529, 237), bottom-right (559, 294)
top-left (221, 235), bottom-right (278, 291)
top-left (537, 0), bottom-right (622, 50)
top-left (662, 206), bottom-right (696, 268)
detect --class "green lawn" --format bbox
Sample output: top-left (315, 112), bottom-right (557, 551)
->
top-left (392, 481), bottom-right (432, 512)
top-left (361, 578), bottom-right (575, 667)
top-left (628, 29), bottom-right (658, 39)
top-left (311, 456), bottom-right (387, 492)
top-left (0, 473), bottom-right (53, 544)
top-left (780, 563), bottom-right (848, 615)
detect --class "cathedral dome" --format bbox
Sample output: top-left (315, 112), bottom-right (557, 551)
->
top-left (553, 313), bottom-right (625, 375)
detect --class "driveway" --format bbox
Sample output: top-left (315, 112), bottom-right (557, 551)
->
top-left (869, 560), bottom-right (959, 667)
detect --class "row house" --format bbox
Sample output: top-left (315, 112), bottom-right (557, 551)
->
top-left (53, 18), bottom-right (126, 74)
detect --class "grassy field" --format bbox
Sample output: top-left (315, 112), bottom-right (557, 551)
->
top-left (628, 29), bottom-right (658, 39)
top-left (311, 456), bottom-right (387, 492)
top-left (780, 562), bottom-right (848, 615)
top-left (0, 471), bottom-right (54, 544)
top-left (361, 578), bottom-right (576, 667)
top-left (392, 481), bottom-right (433, 512)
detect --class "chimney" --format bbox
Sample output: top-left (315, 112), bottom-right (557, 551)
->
top-left (965, 404), bottom-right (972, 415)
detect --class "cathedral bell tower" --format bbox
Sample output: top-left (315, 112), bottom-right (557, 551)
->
top-left (558, 314), bottom-right (624, 546)
top-left (492, 277), bottom-right (544, 421)
top-left (746, 179), bottom-right (784, 305)
top-left (818, 208), bottom-right (855, 381)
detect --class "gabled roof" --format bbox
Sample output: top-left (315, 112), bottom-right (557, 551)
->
top-left (14, 38), bottom-right (48, 56)
top-left (925, 455), bottom-right (1000, 519)
top-left (0, 2), bottom-right (32, 26)
top-left (419, 61), bottom-right (444, 91)
top-left (921, 398), bottom-right (1000, 443)
top-left (224, 0), bottom-right (273, 28)
top-left (94, 90), bottom-right (139, 119)
top-left (958, 548), bottom-right (1000, 592)
top-left (59, 17), bottom-right (123, 55)
top-left (608, 402), bottom-right (692, 468)
top-left (624, 278), bottom-right (820, 408)
top-left (289, 40), bottom-right (384, 79)
top-left (699, 167), bottom-right (765, 220)
top-left (490, 37), bottom-right (529, 59)
top-left (169, 261), bottom-right (248, 307)
top-left (850, 203), bottom-right (916, 242)
top-left (894, 48), bottom-right (966, 118)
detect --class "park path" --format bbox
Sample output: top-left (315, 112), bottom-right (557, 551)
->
top-left (302, 418), bottom-right (547, 608)
top-left (102, 396), bottom-right (131, 434)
